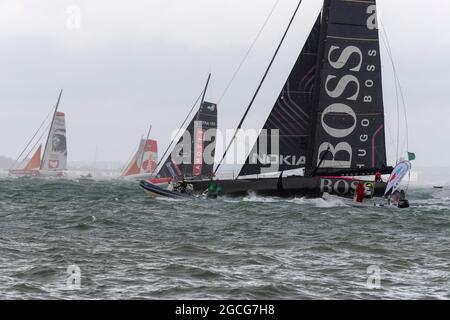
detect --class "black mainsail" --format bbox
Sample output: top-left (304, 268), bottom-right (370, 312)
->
top-left (157, 101), bottom-right (217, 179)
top-left (239, 16), bottom-right (321, 176)
top-left (307, 0), bottom-right (388, 176)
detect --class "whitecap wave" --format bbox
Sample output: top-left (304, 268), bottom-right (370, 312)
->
top-left (155, 196), bottom-right (183, 202)
top-left (65, 170), bottom-right (122, 181)
top-left (242, 193), bottom-right (281, 203)
top-left (289, 194), bottom-right (347, 208)
top-left (0, 169), bottom-right (9, 178)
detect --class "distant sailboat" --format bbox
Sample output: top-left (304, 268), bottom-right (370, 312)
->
top-left (121, 126), bottom-right (158, 180)
top-left (154, 100), bottom-right (217, 180)
top-left (9, 90), bottom-right (68, 178)
top-left (140, 75), bottom-right (218, 197)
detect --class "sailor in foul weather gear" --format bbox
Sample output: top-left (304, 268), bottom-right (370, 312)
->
top-left (375, 172), bottom-right (383, 183)
top-left (397, 190), bottom-right (410, 208)
top-left (355, 183), bottom-right (365, 203)
top-left (388, 189), bottom-right (410, 208)
top-left (174, 176), bottom-right (189, 193)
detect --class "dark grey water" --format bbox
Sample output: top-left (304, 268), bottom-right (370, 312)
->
top-left (0, 176), bottom-right (449, 299)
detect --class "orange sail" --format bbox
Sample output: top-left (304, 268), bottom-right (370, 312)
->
top-left (24, 145), bottom-right (42, 171)
top-left (123, 157), bottom-right (141, 177)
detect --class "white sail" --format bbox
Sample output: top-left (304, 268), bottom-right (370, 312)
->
top-left (384, 161), bottom-right (411, 197)
top-left (41, 112), bottom-right (67, 171)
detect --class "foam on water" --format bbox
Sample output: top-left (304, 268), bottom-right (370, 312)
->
top-left (288, 196), bottom-right (347, 208)
top-left (0, 178), bottom-right (449, 299)
top-left (242, 193), bottom-right (281, 203)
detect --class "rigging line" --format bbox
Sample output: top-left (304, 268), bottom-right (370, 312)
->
top-left (383, 41), bottom-right (398, 162)
top-left (380, 20), bottom-right (411, 190)
top-left (384, 118), bottom-right (399, 157)
top-left (311, 147), bottom-right (331, 177)
top-left (10, 99), bottom-right (58, 170)
top-left (380, 19), bottom-right (410, 159)
top-left (395, 59), bottom-right (401, 163)
top-left (185, 73), bottom-right (211, 177)
top-left (217, 0), bottom-right (281, 104)
top-left (396, 78), bottom-right (410, 158)
top-left (215, 0), bottom-right (304, 175)
top-left (380, 31), bottom-right (400, 163)
top-left (151, 83), bottom-right (206, 177)
top-left (20, 122), bottom-right (51, 168)
top-left (378, 37), bottom-right (399, 156)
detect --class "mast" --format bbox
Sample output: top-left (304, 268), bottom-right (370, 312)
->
top-left (40, 89), bottom-right (63, 170)
top-left (198, 74), bottom-right (211, 120)
top-left (214, 0), bottom-right (304, 175)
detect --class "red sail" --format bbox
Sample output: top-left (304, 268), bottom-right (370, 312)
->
top-left (122, 139), bottom-right (158, 177)
top-left (141, 139), bottom-right (158, 173)
top-left (123, 160), bottom-right (140, 177)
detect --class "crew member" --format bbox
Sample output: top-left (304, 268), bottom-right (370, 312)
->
top-left (175, 176), bottom-right (188, 193)
top-left (355, 182), bottom-right (365, 203)
top-left (375, 172), bottom-right (383, 183)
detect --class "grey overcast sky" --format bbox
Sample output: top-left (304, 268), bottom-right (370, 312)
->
top-left (0, 0), bottom-right (449, 168)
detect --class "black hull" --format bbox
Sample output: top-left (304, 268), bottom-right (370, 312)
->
top-left (191, 176), bottom-right (387, 198)
top-left (140, 180), bottom-right (193, 199)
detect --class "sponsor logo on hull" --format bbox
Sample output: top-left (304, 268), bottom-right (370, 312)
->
top-left (320, 178), bottom-right (375, 196)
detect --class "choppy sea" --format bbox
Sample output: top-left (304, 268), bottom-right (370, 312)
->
top-left (0, 174), bottom-right (449, 299)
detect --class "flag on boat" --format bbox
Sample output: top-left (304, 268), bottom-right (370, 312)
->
top-left (408, 152), bottom-right (416, 161)
top-left (384, 160), bottom-right (412, 197)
